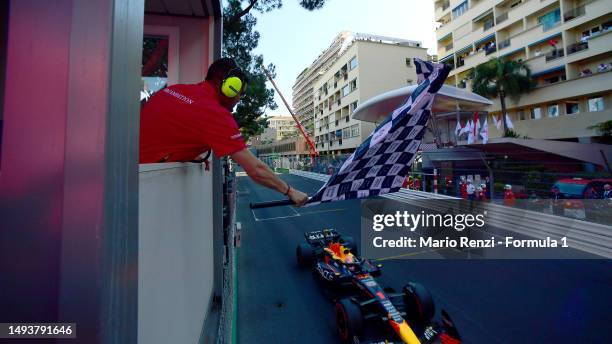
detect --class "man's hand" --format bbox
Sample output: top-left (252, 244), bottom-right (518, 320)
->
top-left (288, 187), bottom-right (309, 207)
top-left (231, 149), bottom-right (310, 206)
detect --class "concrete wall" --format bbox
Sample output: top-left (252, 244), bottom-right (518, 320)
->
top-left (138, 163), bottom-right (214, 344)
top-left (357, 42), bottom-right (428, 101)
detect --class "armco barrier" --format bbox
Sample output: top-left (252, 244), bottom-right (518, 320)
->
top-left (289, 169), bottom-right (612, 259)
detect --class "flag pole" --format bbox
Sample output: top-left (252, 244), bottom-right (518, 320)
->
top-left (262, 66), bottom-right (319, 164)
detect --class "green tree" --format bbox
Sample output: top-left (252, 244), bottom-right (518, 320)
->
top-left (223, 0), bottom-right (328, 138)
top-left (588, 120), bottom-right (612, 137)
top-left (470, 57), bottom-right (536, 134)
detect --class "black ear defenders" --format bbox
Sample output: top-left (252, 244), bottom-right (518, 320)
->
top-left (221, 68), bottom-right (247, 98)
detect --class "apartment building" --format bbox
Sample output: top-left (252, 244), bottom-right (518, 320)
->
top-left (311, 33), bottom-right (428, 155)
top-left (292, 32), bottom-right (352, 137)
top-left (268, 115), bottom-right (297, 140)
top-left (434, 0), bottom-right (612, 143)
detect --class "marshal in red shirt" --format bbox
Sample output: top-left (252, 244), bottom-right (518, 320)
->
top-left (140, 82), bottom-right (246, 163)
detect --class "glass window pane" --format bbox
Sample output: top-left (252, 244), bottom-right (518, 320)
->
top-left (142, 35), bottom-right (169, 101)
top-left (547, 104), bottom-right (559, 117)
top-left (349, 56), bottom-right (358, 70)
top-left (566, 102), bottom-right (579, 115)
top-left (588, 97), bottom-right (604, 112)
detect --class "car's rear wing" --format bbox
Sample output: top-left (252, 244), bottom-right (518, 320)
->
top-left (304, 229), bottom-right (340, 245)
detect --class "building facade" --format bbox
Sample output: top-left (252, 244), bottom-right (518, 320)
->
top-left (266, 115), bottom-right (297, 141)
top-left (292, 32), bottom-right (353, 137)
top-left (434, 0), bottom-right (612, 143)
top-left (311, 33), bottom-right (429, 155)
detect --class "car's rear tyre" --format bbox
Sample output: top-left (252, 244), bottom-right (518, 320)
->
top-left (402, 282), bottom-right (435, 329)
top-left (335, 298), bottom-right (363, 343)
top-left (296, 243), bottom-right (314, 268)
top-left (341, 236), bottom-right (358, 256)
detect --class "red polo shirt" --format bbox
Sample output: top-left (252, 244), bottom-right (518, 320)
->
top-left (139, 82), bottom-right (246, 163)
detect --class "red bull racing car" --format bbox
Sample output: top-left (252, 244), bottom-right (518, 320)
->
top-left (296, 229), bottom-right (461, 344)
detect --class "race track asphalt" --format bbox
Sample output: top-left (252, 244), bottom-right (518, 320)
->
top-left (235, 173), bottom-right (612, 344)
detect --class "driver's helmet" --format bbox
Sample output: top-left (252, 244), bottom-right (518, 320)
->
top-left (343, 249), bottom-right (354, 263)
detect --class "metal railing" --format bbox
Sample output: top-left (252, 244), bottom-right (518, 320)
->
top-left (498, 39), bottom-right (511, 50)
top-left (545, 48), bottom-right (564, 62)
top-left (567, 41), bottom-right (588, 55)
top-left (496, 12), bottom-right (508, 24)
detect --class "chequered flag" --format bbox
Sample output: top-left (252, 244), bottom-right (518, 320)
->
top-left (306, 59), bottom-right (450, 206)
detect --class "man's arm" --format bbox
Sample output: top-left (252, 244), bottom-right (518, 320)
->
top-left (230, 149), bottom-right (309, 206)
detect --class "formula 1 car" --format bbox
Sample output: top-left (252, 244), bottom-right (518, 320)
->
top-left (296, 229), bottom-right (461, 344)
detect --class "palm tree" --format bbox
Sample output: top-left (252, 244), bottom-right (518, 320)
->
top-left (470, 57), bottom-right (536, 134)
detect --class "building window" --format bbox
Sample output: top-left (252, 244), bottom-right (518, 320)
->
top-left (405, 58), bottom-right (412, 67)
top-left (530, 107), bottom-right (542, 119)
top-left (538, 9), bottom-right (560, 31)
top-left (350, 101), bottom-right (358, 113)
top-left (452, 1), bottom-right (468, 18)
top-left (518, 109), bottom-right (527, 121)
top-left (342, 85), bottom-right (350, 97)
top-left (350, 78), bottom-right (358, 92)
top-left (547, 104), bottom-right (559, 117)
top-left (342, 127), bottom-right (351, 139)
top-left (142, 26), bottom-right (180, 103)
top-left (350, 124), bottom-right (360, 137)
top-left (349, 56), bottom-right (358, 70)
top-left (566, 101), bottom-right (580, 115)
top-left (588, 97), bottom-right (604, 112)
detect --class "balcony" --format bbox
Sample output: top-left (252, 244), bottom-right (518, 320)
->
top-left (566, 29), bottom-right (612, 63)
top-left (485, 46), bottom-right (497, 55)
top-left (498, 39), bottom-right (511, 50)
top-left (545, 48), bottom-right (564, 62)
top-left (435, 0), bottom-right (451, 20)
top-left (496, 12), bottom-right (508, 25)
top-left (566, 41), bottom-right (588, 55)
top-left (563, 5), bottom-right (586, 23)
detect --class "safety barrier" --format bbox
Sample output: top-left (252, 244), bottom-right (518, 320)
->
top-left (289, 169), bottom-right (612, 259)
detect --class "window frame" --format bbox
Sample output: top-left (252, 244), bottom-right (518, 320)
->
top-left (588, 96), bottom-right (604, 112)
top-left (530, 107), bottom-right (542, 119)
top-left (341, 84), bottom-right (350, 97)
top-left (350, 78), bottom-right (358, 92)
top-left (349, 56), bottom-right (358, 70)
top-left (350, 124), bottom-right (360, 137)
top-left (547, 103), bottom-right (559, 117)
top-left (143, 25), bottom-right (180, 84)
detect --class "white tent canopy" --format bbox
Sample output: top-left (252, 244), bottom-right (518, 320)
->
top-left (352, 84), bottom-right (493, 123)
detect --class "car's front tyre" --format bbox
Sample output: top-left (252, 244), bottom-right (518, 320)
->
top-left (296, 243), bottom-right (314, 268)
top-left (402, 282), bottom-right (435, 330)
